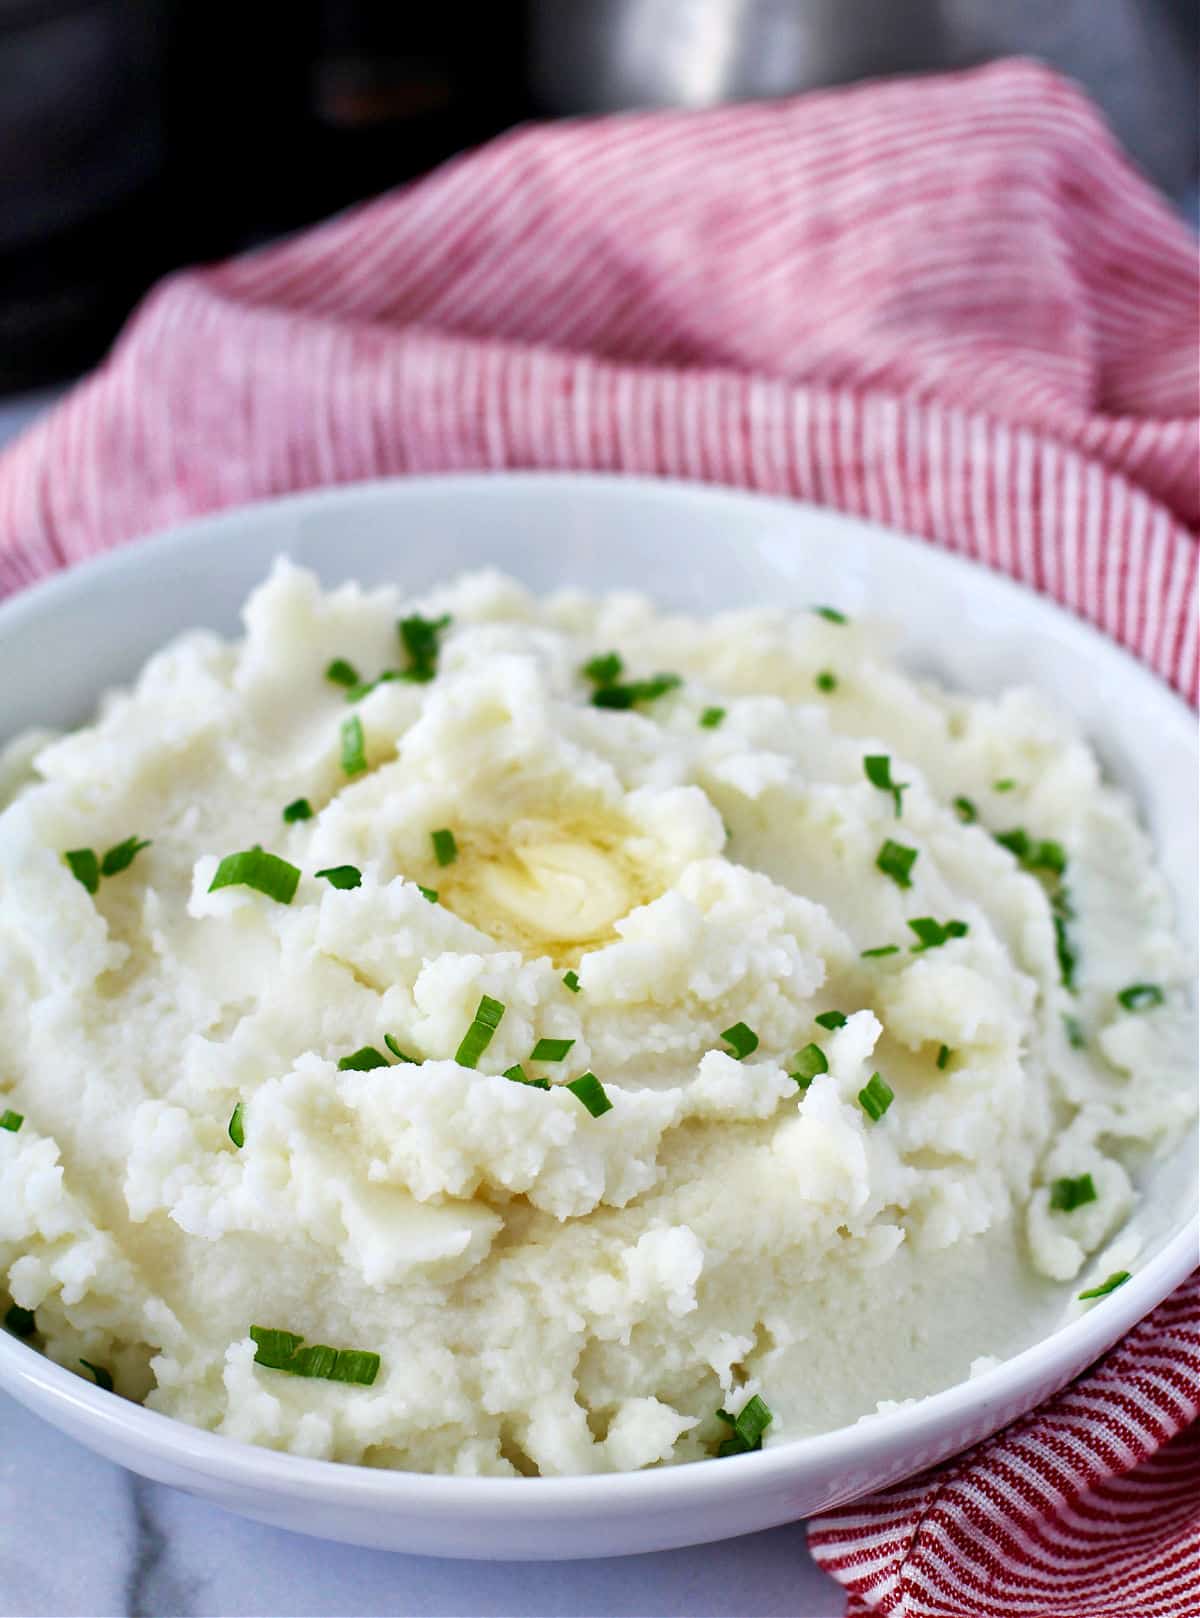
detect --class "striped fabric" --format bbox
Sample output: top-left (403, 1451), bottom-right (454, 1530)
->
top-left (0, 55), bottom-right (1196, 1613)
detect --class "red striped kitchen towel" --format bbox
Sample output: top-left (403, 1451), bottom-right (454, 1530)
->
top-left (0, 55), bottom-right (1196, 1617)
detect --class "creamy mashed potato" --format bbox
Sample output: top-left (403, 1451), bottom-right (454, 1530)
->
top-left (0, 563), bottom-right (1193, 1475)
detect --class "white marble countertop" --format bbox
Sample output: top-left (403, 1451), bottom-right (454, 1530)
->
top-left (0, 1395), bottom-right (845, 1616)
top-left (0, 388), bottom-right (844, 1618)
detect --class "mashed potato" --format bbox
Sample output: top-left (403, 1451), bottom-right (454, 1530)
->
top-left (0, 563), bottom-right (1192, 1474)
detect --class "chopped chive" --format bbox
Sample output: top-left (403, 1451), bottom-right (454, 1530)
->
top-left (431, 828), bottom-right (458, 867)
top-left (815, 1010), bottom-right (847, 1030)
top-left (530, 1037), bottom-right (575, 1063)
top-left (100, 836), bottom-right (151, 877)
top-left (790, 1044), bottom-right (828, 1090)
top-left (80, 1359), bottom-right (113, 1392)
top-left (397, 613), bottom-right (450, 683)
top-left (861, 944), bottom-right (900, 958)
top-left (65, 848), bottom-right (100, 894)
top-left (562, 970), bottom-right (581, 993)
top-left (4, 1304), bottom-right (35, 1338)
top-left (721, 1022), bottom-right (759, 1060)
top-left (503, 1063), bottom-right (550, 1090)
top-left (592, 672), bottom-right (682, 710)
top-left (699, 706), bottom-right (727, 729)
top-left (994, 827), bottom-right (1030, 860)
top-left (812, 605), bottom-right (847, 624)
top-left (417, 885), bottom-right (438, 904)
top-left (907, 916), bottom-right (969, 951)
top-left (716, 1394), bottom-right (774, 1456)
top-left (345, 671), bottom-right (404, 703)
top-left (1063, 1015), bottom-right (1086, 1049)
top-left (815, 670), bottom-right (838, 693)
top-left (315, 864), bottom-right (362, 890)
top-left (993, 778), bottom-right (1017, 793)
top-left (876, 839), bottom-right (918, 889)
top-left (228, 1102), bottom-right (245, 1149)
top-left (864, 755), bottom-right (909, 818)
top-left (995, 828), bottom-right (1068, 878)
top-left (1054, 913), bottom-right (1077, 993)
top-left (209, 848), bottom-right (301, 904)
top-left (1116, 983), bottom-right (1164, 1013)
top-left (953, 796), bottom-right (977, 824)
top-left (340, 714), bottom-right (367, 777)
top-left (383, 1035), bottom-right (418, 1064)
top-left (251, 1326), bottom-right (379, 1385)
top-left (583, 651), bottom-right (624, 687)
top-left (566, 1071), bottom-right (612, 1117)
top-left (455, 995), bottom-right (506, 1069)
top-left (1050, 1173), bottom-right (1097, 1213)
top-left (282, 797), bottom-right (313, 823)
top-left (1077, 1270), bottom-right (1130, 1302)
top-left (858, 1073), bottom-right (894, 1121)
top-left (325, 658), bottom-right (360, 689)
top-left (936, 1044), bottom-right (953, 1070)
top-left (337, 1046), bottom-right (390, 1071)
top-left (0, 1110), bottom-right (22, 1132)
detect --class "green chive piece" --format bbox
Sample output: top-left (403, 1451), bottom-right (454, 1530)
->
top-left (716, 1394), bottom-right (774, 1456)
top-left (1054, 913), bottom-right (1077, 993)
top-left (431, 828), bottom-right (458, 867)
top-left (562, 970), bottom-right (582, 993)
top-left (700, 706), bottom-right (727, 729)
top-left (80, 1359), bottom-right (113, 1392)
top-left (864, 755), bottom-right (909, 818)
top-left (455, 995), bottom-right (506, 1069)
top-left (936, 1044), bottom-right (953, 1070)
top-left (315, 864), bottom-right (363, 890)
top-left (209, 849), bottom-right (301, 905)
top-left (383, 1034), bottom-right (418, 1064)
top-left (1063, 1015), bottom-right (1086, 1049)
top-left (994, 827), bottom-right (1030, 860)
top-left (815, 670), bottom-right (838, 693)
top-left (325, 658), bottom-right (360, 689)
top-left (876, 839), bottom-right (918, 888)
top-left (397, 613), bottom-right (451, 683)
top-left (530, 1037), bottom-right (575, 1063)
top-left (251, 1326), bottom-right (379, 1385)
top-left (340, 714), bottom-right (367, 777)
top-left (1117, 983), bottom-right (1164, 1013)
top-left (1077, 1270), bottom-right (1130, 1302)
top-left (815, 1010), bottom-right (847, 1030)
top-left (65, 848), bottom-right (100, 894)
top-left (582, 651), bottom-right (624, 687)
top-left (282, 797), bottom-right (314, 823)
top-left (721, 1022), bottom-right (759, 1061)
top-left (345, 672), bottom-right (403, 703)
top-left (1050, 1173), bottom-right (1097, 1213)
top-left (953, 796), bottom-right (977, 823)
top-left (790, 1044), bottom-right (828, 1090)
top-left (4, 1304), bottom-right (35, 1338)
top-left (503, 1064), bottom-right (550, 1091)
top-left (228, 1102), bottom-right (245, 1149)
top-left (858, 1073), bottom-right (894, 1121)
top-left (592, 672), bottom-right (683, 710)
top-left (907, 917), bottom-right (969, 951)
top-left (417, 885), bottom-right (438, 904)
top-left (0, 1110), bottom-right (22, 1132)
top-left (812, 605), bottom-right (848, 624)
top-left (337, 1046), bottom-right (390, 1071)
top-left (566, 1071), bottom-right (613, 1117)
top-left (861, 944), bottom-right (900, 958)
top-left (993, 778), bottom-right (1017, 793)
top-left (100, 835), bottom-right (151, 878)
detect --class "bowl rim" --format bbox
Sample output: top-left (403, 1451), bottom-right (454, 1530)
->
top-left (0, 469), bottom-right (1195, 1509)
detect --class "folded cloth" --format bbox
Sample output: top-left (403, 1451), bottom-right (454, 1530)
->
top-left (0, 54), bottom-right (1196, 1615)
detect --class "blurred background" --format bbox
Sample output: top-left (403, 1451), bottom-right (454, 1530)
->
top-left (1, 0), bottom-right (1197, 396)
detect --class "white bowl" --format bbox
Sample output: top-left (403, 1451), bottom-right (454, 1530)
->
top-left (0, 474), bottom-right (1195, 1560)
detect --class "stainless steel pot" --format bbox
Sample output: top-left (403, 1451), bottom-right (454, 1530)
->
top-left (529, 0), bottom-right (1199, 198)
